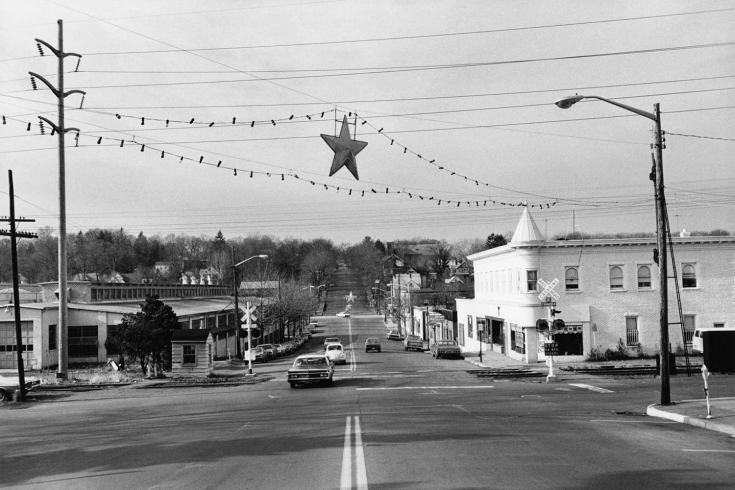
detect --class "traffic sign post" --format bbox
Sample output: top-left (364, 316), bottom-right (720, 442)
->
top-left (243, 302), bottom-right (257, 375)
top-left (537, 278), bottom-right (560, 382)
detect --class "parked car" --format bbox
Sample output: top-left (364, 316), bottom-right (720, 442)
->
top-left (0, 375), bottom-right (41, 401)
top-left (386, 330), bottom-right (404, 341)
top-left (336, 311), bottom-right (350, 318)
top-left (365, 338), bottom-right (381, 353)
top-left (259, 344), bottom-right (278, 360)
top-left (244, 346), bottom-right (268, 363)
top-left (324, 336), bottom-right (340, 348)
top-left (430, 339), bottom-right (464, 359)
top-left (275, 343), bottom-right (290, 356)
top-left (404, 335), bottom-right (424, 351)
top-left (287, 354), bottom-right (334, 388)
top-left (325, 343), bottom-right (347, 364)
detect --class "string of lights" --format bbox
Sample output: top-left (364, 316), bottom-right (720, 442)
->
top-left (0, 112), bottom-right (559, 208)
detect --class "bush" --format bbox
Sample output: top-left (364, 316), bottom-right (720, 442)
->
top-left (586, 339), bottom-right (630, 361)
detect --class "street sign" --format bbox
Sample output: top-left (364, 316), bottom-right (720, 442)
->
top-left (537, 278), bottom-right (560, 302)
top-left (543, 341), bottom-right (559, 356)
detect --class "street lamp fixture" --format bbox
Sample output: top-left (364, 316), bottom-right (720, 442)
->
top-left (556, 94), bottom-right (670, 405)
top-left (232, 253), bottom-right (269, 366)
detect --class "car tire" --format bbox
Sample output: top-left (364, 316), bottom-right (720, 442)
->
top-left (0, 389), bottom-right (8, 401)
top-left (289, 382), bottom-right (296, 388)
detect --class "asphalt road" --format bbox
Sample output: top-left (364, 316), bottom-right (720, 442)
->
top-left (3, 314), bottom-right (735, 489)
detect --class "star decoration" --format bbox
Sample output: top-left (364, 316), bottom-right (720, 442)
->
top-left (320, 116), bottom-right (368, 180)
top-left (346, 291), bottom-right (356, 303)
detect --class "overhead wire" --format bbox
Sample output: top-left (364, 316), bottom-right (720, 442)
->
top-left (78, 7), bottom-right (735, 56)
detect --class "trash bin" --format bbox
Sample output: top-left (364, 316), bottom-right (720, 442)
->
top-left (703, 330), bottom-right (735, 373)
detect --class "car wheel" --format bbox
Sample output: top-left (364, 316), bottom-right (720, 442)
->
top-left (0, 389), bottom-right (8, 401)
top-left (289, 382), bottom-right (296, 388)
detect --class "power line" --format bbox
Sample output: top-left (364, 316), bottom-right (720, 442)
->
top-left (79, 7), bottom-right (735, 56)
top-left (11, 42), bottom-right (734, 91)
top-left (74, 74), bottom-right (735, 110)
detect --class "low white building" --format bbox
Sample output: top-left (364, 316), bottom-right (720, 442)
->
top-left (0, 281), bottom-right (237, 370)
top-left (456, 208), bottom-right (735, 364)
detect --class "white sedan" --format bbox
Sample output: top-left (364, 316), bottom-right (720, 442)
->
top-left (336, 311), bottom-right (350, 318)
top-left (325, 343), bottom-right (347, 364)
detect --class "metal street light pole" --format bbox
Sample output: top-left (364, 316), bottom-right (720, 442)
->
top-left (555, 94), bottom-right (670, 405)
top-left (232, 254), bottom-right (268, 362)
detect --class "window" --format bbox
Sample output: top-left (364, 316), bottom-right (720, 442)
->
top-left (565, 267), bottom-right (579, 290)
top-left (526, 270), bottom-right (538, 292)
top-left (683, 315), bottom-right (695, 343)
top-left (610, 266), bottom-right (624, 290)
top-left (49, 324), bottom-right (57, 351)
top-left (183, 345), bottom-right (196, 364)
top-left (714, 323), bottom-right (725, 328)
top-left (467, 315), bottom-right (474, 338)
top-left (682, 264), bottom-right (697, 288)
top-left (625, 316), bottom-right (639, 345)
top-left (68, 325), bottom-right (98, 357)
top-left (637, 265), bottom-right (652, 289)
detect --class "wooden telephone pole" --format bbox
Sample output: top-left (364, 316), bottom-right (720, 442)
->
top-left (0, 171), bottom-right (38, 401)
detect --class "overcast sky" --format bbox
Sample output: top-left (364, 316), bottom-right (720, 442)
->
top-left (1, 0), bottom-right (733, 245)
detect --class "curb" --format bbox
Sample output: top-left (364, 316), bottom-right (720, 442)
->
top-left (647, 403), bottom-right (735, 436)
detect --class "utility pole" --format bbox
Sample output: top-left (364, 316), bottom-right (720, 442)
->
top-left (653, 103), bottom-right (671, 405)
top-left (231, 248), bottom-right (242, 359)
top-left (30, 19), bottom-right (85, 379)
top-left (0, 170), bottom-right (38, 401)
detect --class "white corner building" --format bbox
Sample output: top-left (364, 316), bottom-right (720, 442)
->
top-left (456, 208), bottom-right (735, 364)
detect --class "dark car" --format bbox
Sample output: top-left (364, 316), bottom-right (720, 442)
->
top-left (365, 338), bottom-right (381, 352)
top-left (404, 335), bottom-right (424, 351)
top-left (386, 330), bottom-right (404, 341)
top-left (430, 339), bottom-right (463, 359)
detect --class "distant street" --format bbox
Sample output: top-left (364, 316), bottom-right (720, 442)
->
top-left (3, 314), bottom-right (735, 489)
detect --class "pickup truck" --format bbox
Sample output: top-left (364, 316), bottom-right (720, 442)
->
top-left (430, 340), bottom-right (463, 359)
top-left (404, 335), bottom-right (424, 352)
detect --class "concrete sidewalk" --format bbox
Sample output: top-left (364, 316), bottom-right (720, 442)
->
top-left (647, 397), bottom-right (735, 436)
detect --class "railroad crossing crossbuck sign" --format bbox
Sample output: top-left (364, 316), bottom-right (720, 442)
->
top-left (241, 303), bottom-right (257, 324)
top-left (537, 278), bottom-right (560, 303)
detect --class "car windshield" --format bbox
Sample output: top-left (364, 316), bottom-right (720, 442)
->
top-left (438, 340), bottom-right (455, 345)
top-left (366, 338), bottom-right (378, 343)
top-left (327, 344), bottom-right (342, 351)
top-left (408, 336), bottom-right (420, 340)
top-left (295, 357), bottom-right (327, 368)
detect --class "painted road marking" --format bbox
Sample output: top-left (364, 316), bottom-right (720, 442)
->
top-left (357, 385), bottom-right (494, 391)
top-left (569, 383), bottom-right (614, 393)
top-left (681, 449), bottom-right (735, 453)
top-left (591, 419), bottom-right (675, 424)
top-left (341, 416), bottom-right (368, 490)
